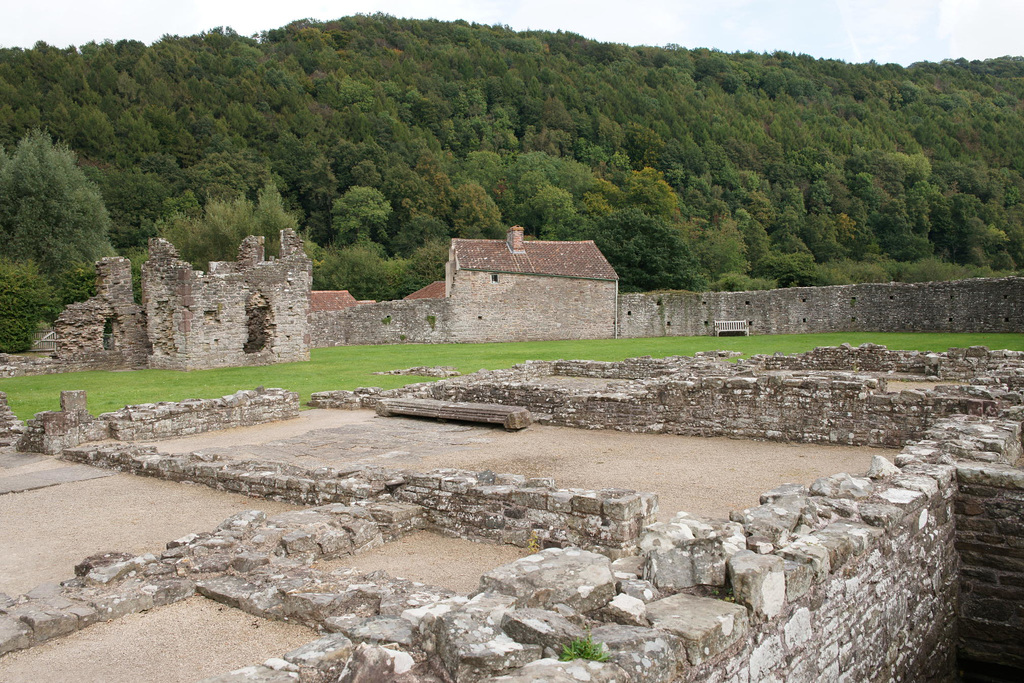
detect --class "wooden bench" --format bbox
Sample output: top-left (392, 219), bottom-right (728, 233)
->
top-left (376, 398), bottom-right (532, 430)
top-left (714, 320), bottom-right (750, 336)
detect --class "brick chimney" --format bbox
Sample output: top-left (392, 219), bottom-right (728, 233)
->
top-left (507, 225), bottom-right (526, 254)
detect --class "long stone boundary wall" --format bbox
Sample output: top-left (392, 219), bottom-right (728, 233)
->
top-left (307, 276), bottom-right (1023, 348)
top-left (16, 388), bottom-right (298, 454)
top-left (619, 276), bottom-right (1024, 338)
top-left (310, 298), bottom-right (449, 347)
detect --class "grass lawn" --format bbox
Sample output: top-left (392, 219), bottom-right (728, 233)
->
top-left (1, 332), bottom-right (1021, 421)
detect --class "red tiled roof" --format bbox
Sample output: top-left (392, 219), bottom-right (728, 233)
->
top-left (451, 238), bottom-right (618, 281)
top-left (404, 280), bottom-right (447, 300)
top-left (310, 290), bottom-right (359, 312)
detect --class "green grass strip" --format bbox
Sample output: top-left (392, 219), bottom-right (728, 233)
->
top-left (1, 332), bottom-right (1021, 421)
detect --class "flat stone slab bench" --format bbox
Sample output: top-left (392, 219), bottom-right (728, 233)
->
top-left (376, 398), bottom-right (532, 430)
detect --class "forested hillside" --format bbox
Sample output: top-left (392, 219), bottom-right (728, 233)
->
top-left (2, 14), bottom-right (1023, 304)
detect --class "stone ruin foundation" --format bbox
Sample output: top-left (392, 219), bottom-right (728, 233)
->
top-left (1, 344), bottom-right (1023, 682)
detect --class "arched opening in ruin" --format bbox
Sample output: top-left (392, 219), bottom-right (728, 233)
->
top-left (244, 292), bottom-right (273, 354)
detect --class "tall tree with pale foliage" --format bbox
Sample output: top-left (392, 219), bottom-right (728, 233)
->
top-left (0, 130), bottom-right (113, 276)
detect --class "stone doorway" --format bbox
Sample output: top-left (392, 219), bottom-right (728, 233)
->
top-left (244, 292), bottom-right (273, 354)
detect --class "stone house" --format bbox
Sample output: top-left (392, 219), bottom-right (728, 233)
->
top-left (444, 226), bottom-right (620, 341)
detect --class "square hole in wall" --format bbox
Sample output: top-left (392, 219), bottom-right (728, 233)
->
top-left (949, 317), bottom-right (953, 322)
top-left (477, 315), bottom-right (483, 320)
top-left (626, 311), bottom-right (631, 315)
top-left (801, 298), bottom-right (806, 303)
top-left (850, 297), bottom-right (857, 306)
top-left (1006, 317), bottom-right (1011, 322)
top-left (490, 273), bottom-right (499, 283)
top-left (802, 318), bottom-right (807, 323)
top-left (745, 301), bottom-right (750, 306)
top-left (851, 316), bottom-right (857, 322)
top-left (667, 321), bottom-right (672, 326)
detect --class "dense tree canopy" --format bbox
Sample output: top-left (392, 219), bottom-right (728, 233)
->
top-left (1, 16), bottom-right (1022, 295)
top-left (0, 131), bottom-right (112, 276)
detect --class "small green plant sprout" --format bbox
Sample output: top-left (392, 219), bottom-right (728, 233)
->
top-left (559, 629), bottom-right (610, 662)
top-left (526, 530), bottom-right (542, 554)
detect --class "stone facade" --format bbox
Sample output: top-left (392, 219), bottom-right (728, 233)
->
top-left (9, 230), bottom-right (312, 375)
top-left (16, 388), bottom-right (299, 454)
top-left (143, 230), bottom-right (311, 370)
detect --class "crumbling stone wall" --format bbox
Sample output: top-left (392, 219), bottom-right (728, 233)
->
top-left (144, 230), bottom-right (311, 370)
top-left (618, 276), bottom-right (1024, 338)
top-left (382, 361), bottom-right (1014, 447)
top-left (52, 257), bottom-right (150, 371)
top-left (753, 343), bottom-right (1024, 379)
top-left (58, 446), bottom-right (655, 557)
top-left (0, 391), bottom-right (25, 446)
top-left (17, 388), bottom-right (299, 454)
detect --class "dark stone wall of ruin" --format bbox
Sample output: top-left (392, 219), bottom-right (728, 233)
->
top-left (618, 276), bottom-right (1024, 338)
top-left (956, 462), bottom-right (1024, 670)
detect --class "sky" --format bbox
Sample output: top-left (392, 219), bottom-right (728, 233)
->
top-left (2, 0), bottom-right (1023, 66)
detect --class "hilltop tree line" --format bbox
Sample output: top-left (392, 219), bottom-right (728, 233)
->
top-left (2, 14), bottom-right (1024, 350)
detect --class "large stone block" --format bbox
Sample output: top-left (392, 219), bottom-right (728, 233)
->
top-left (479, 548), bottom-right (616, 614)
top-left (645, 593), bottom-right (749, 666)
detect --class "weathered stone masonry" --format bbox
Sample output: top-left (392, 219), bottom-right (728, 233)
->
top-left (619, 276), bottom-right (1023, 338)
top-left (15, 388), bottom-right (299, 455)
top-left (309, 275), bottom-right (1023, 347)
top-left (4, 229), bottom-right (312, 376)
top-left (144, 230), bottom-right (312, 370)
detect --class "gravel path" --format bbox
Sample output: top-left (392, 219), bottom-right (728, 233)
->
top-left (0, 596), bottom-right (315, 683)
top-left (0, 472), bottom-right (299, 596)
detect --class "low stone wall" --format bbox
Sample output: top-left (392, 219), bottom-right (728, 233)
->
top-left (752, 343), bottom-right (1024, 379)
top-left (58, 447), bottom-right (656, 557)
top-left (44, 414), bottom-right (1024, 680)
top-left (17, 389), bottom-right (299, 454)
top-left (387, 363), bottom-right (1015, 447)
top-left (0, 391), bottom-right (25, 447)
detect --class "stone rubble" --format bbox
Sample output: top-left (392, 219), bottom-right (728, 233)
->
top-left (4, 347), bottom-right (1024, 680)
